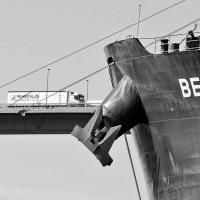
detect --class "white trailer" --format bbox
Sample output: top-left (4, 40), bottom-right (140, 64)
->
top-left (7, 91), bottom-right (85, 107)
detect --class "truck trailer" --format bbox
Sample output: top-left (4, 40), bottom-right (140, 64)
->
top-left (7, 91), bottom-right (85, 107)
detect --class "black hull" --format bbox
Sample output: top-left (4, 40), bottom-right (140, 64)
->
top-left (104, 39), bottom-right (200, 199)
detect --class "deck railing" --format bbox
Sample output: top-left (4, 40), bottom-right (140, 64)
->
top-left (125, 32), bottom-right (200, 54)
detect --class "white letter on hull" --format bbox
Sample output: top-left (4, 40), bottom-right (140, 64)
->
top-left (178, 78), bottom-right (191, 97)
top-left (190, 77), bottom-right (200, 97)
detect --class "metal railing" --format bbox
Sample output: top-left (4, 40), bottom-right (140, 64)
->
top-left (125, 32), bottom-right (200, 54)
top-left (0, 102), bottom-right (102, 109)
top-left (6, 103), bottom-right (86, 109)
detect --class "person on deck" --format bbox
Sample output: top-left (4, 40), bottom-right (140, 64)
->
top-left (186, 30), bottom-right (200, 50)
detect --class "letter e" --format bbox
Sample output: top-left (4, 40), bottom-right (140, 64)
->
top-left (190, 77), bottom-right (200, 97)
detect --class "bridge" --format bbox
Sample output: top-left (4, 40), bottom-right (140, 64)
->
top-left (0, 105), bottom-right (95, 134)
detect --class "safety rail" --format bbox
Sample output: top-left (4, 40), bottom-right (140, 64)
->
top-left (7, 103), bottom-right (85, 109)
top-left (0, 102), bottom-right (101, 109)
top-left (125, 32), bottom-right (200, 54)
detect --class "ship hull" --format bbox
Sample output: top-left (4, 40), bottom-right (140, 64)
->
top-left (132, 119), bottom-right (200, 200)
top-left (104, 38), bottom-right (200, 199)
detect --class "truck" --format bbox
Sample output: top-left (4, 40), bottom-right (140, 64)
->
top-left (7, 91), bottom-right (85, 107)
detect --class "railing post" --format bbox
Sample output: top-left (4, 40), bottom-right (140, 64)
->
top-left (85, 80), bottom-right (89, 108)
top-left (185, 33), bottom-right (188, 50)
top-left (168, 35), bottom-right (171, 52)
top-left (154, 37), bottom-right (157, 53)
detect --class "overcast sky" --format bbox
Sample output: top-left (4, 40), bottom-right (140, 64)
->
top-left (0, 0), bottom-right (199, 199)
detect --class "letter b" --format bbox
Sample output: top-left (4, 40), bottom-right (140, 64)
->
top-left (178, 79), bottom-right (191, 97)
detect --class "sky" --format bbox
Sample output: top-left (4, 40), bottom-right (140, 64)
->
top-left (0, 0), bottom-right (200, 199)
